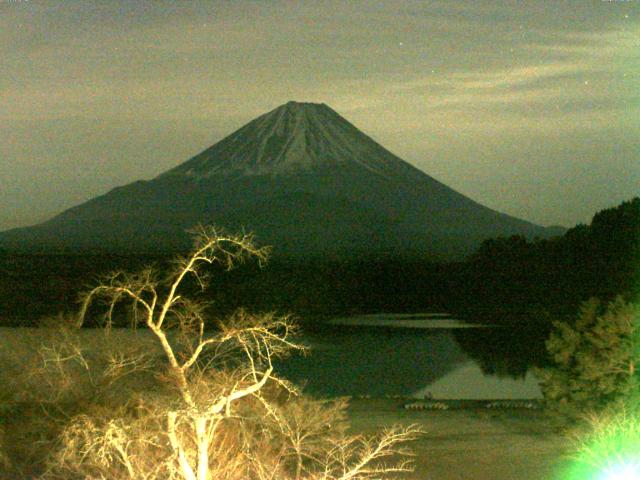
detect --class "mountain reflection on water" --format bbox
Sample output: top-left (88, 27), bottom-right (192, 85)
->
top-left (273, 314), bottom-right (547, 399)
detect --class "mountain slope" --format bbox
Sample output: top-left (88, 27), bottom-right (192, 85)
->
top-left (0, 101), bottom-right (559, 258)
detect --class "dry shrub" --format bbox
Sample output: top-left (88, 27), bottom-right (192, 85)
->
top-left (0, 425), bottom-right (10, 471)
top-left (0, 318), bottom-right (169, 477)
top-left (44, 405), bottom-right (168, 479)
top-left (4, 313), bottom-right (162, 409)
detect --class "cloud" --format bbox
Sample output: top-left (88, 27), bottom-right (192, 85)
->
top-left (527, 26), bottom-right (640, 59)
top-left (355, 24), bottom-right (640, 134)
top-left (447, 63), bottom-right (590, 91)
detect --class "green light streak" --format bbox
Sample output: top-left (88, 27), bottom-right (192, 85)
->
top-left (599, 462), bottom-right (640, 480)
top-left (559, 410), bottom-right (640, 480)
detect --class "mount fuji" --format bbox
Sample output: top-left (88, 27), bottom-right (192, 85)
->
top-left (0, 102), bottom-right (559, 258)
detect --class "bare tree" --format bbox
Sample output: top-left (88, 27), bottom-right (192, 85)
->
top-left (40, 226), bottom-right (420, 480)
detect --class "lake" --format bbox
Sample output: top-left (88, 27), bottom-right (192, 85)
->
top-left (0, 313), bottom-right (545, 401)
top-left (275, 313), bottom-right (543, 400)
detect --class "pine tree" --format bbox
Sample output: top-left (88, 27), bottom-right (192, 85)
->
top-left (537, 297), bottom-right (640, 422)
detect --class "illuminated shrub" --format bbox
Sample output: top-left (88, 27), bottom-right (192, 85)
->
top-left (537, 297), bottom-right (640, 423)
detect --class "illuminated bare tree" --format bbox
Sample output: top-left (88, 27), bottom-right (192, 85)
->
top-left (41, 226), bottom-right (420, 480)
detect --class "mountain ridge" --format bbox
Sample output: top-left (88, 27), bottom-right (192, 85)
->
top-left (0, 101), bottom-right (561, 258)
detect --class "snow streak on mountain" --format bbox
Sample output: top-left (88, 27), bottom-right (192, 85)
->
top-left (161, 101), bottom-right (427, 181)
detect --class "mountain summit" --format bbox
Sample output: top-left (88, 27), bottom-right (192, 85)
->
top-left (0, 102), bottom-right (558, 258)
top-left (160, 101), bottom-right (425, 180)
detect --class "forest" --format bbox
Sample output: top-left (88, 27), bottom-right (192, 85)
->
top-left (1, 197), bottom-right (637, 333)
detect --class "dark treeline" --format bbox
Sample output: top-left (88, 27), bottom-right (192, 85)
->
top-left (450, 197), bottom-right (640, 376)
top-left (0, 251), bottom-right (461, 326)
top-left (1, 198), bottom-right (637, 337)
top-left (456, 197), bottom-right (640, 325)
top-left (0, 253), bottom-right (167, 326)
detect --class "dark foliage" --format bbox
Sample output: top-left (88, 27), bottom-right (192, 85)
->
top-left (1, 198), bottom-right (636, 380)
top-left (537, 297), bottom-right (640, 422)
top-left (442, 198), bottom-right (639, 374)
top-left (0, 253), bottom-right (459, 327)
top-left (0, 254), bottom-right (167, 326)
top-left (456, 197), bottom-right (640, 326)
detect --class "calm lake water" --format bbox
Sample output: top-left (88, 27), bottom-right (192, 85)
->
top-left (274, 313), bottom-right (542, 400)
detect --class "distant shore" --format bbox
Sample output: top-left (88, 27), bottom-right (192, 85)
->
top-left (327, 313), bottom-right (490, 329)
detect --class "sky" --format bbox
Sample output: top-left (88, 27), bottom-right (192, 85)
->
top-left (1, 0), bottom-right (638, 231)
